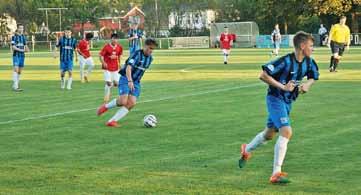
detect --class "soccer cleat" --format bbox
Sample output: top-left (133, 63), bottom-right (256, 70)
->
top-left (84, 75), bottom-right (89, 83)
top-left (97, 104), bottom-right (108, 116)
top-left (224, 61), bottom-right (228, 64)
top-left (239, 144), bottom-right (251, 168)
top-left (13, 88), bottom-right (23, 92)
top-left (106, 121), bottom-right (119, 127)
top-left (269, 172), bottom-right (290, 184)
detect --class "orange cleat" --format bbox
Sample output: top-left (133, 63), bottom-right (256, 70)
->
top-left (239, 144), bottom-right (252, 168)
top-left (97, 104), bottom-right (108, 116)
top-left (270, 172), bottom-right (290, 184)
top-left (106, 121), bottom-right (119, 127)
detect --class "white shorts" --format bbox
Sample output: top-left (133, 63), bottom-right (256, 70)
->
top-left (79, 56), bottom-right (94, 67)
top-left (222, 49), bottom-right (231, 55)
top-left (104, 70), bottom-right (120, 83)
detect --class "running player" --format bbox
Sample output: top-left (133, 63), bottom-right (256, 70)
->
top-left (99, 33), bottom-right (123, 103)
top-left (96, 38), bottom-right (157, 127)
top-left (11, 23), bottom-right (29, 91)
top-left (77, 32), bottom-right (94, 82)
top-left (239, 31), bottom-right (319, 184)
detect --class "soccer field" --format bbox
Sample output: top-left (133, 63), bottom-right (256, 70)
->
top-left (0, 48), bottom-right (361, 194)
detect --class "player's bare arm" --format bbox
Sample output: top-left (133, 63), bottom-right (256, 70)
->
top-left (259, 70), bottom-right (295, 92)
top-left (99, 55), bottom-right (107, 69)
top-left (126, 65), bottom-right (134, 91)
top-left (299, 79), bottom-right (315, 94)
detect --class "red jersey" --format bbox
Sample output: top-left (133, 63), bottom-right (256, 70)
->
top-left (99, 43), bottom-right (123, 71)
top-left (77, 39), bottom-right (91, 58)
top-left (220, 33), bottom-right (234, 49)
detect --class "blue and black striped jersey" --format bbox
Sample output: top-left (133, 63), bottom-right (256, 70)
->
top-left (128, 29), bottom-right (143, 49)
top-left (11, 34), bottom-right (27, 57)
top-left (57, 36), bottom-right (77, 62)
top-left (262, 53), bottom-right (319, 103)
top-left (119, 49), bottom-right (153, 83)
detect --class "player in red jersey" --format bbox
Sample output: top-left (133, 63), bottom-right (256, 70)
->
top-left (99, 33), bottom-right (123, 103)
top-left (77, 33), bottom-right (94, 83)
top-left (220, 26), bottom-right (234, 64)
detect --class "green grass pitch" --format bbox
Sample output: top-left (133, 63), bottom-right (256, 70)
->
top-left (0, 47), bottom-right (361, 194)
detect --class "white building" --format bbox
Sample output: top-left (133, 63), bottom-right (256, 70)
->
top-left (169, 10), bottom-right (216, 30)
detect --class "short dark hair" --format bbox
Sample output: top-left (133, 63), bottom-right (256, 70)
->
top-left (85, 33), bottom-right (94, 40)
top-left (111, 33), bottom-right (119, 39)
top-left (145, 38), bottom-right (158, 47)
top-left (293, 31), bottom-right (314, 49)
top-left (224, 26), bottom-right (228, 28)
top-left (17, 23), bottom-right (24, 27)
top-left (64, 26), bottom-right (72, 31)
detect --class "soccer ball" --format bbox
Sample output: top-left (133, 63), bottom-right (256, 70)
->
top-left (143, 114), bottom-right (157, 128)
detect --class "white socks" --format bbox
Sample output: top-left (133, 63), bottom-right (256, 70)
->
top-left (223, 54), bottom-right (228, 62)
top-left (273, 136), bottom-right (289, 175)
top-left (13, 72), bottom-right (19, 89)
top-left (61, 77), bottom-right (65, 89)
top-left (246, 131), bottom-right (266, 153)
top-left (80, 63), bottom-right (84, 81)
top-left (67, 77), bottom-right (73, 90)
top-left (105, 99), bottom-right (117, 109)
top-left (104, 84), bottom-right (112, 99)
top-left (108, 106), bottom-right (129, 122)
top-left (86, 64), bottom-right (94, 76)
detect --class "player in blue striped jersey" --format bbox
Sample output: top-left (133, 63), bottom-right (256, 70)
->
top-left (128, 23), bottom-right (144, 55)
top-left (11, 24), bottom-right (29, 91)
top-left (239, 31), bottom-right (319, 184)
top-left (97, 38), bottom-right (158, 127)
top-left (55, 27), bottom-right (77, 90)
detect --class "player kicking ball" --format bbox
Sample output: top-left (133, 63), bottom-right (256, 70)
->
top-left (77, 33), bottom-right (95, 83)
top-left (99, 33), bottom-right (123, 103)
top-left (96, 38), bottom-right (157, 127)
top-left (238, 31), bottom-right (319, 184)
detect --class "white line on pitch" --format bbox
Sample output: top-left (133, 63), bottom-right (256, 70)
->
top-left (0, 83), bottom-right (262, 125)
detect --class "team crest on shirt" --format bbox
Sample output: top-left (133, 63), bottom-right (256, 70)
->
top-left (267, 64), bottom-right (275, 72)
top-left (129, 59), bottom-right (135, 64)
top-left (280, 117), bottom-right (289, 124)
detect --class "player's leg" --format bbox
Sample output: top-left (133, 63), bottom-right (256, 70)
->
top-left (239, 126), bottom-right (277, 168)
top-left (103, 70), bottom-right (113, 102)
top-left (333, 45), bottom-right (345, 72)
top-left (66, 61), bottom-right (73, 90)
top-left (329, 41), bottom-right (339, 72)
top-left (60, 62), bottom-right (66, 89)
top-left (79, 56), bottom-right (85, 83)
top-left (275, 41), bottom-right (280, 56)
top-left (223, 49), bottom-right (228, 64)
top-left (84, 57), bottom-right (94, 82)
top-left (12, 56), bottom-right (20, 90)
top-left (269, 101), bottom-right (292, 184)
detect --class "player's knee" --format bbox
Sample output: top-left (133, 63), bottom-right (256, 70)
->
top-left (106, 82), bottom-right (112, 87)
top-left (279, 126), bottom-right (292, 139)
top-left (126, 102), bottom-right (136, 110)
top-left (113, 82), bottom-right (118, 87)
top-left (264, 128), bottom-right (276, 140)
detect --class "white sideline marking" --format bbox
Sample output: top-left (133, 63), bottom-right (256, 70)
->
top-left (0, 83), bottom-right (262, 125)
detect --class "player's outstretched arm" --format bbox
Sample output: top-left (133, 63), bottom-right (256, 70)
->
top-left (259, 70), bottom-right (295, 92)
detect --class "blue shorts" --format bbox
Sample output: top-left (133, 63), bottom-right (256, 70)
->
top-left (266, 95), bottom-right (292, 129)
top-left (118, 76), bottom-right (141, 98)
top-left (274, 41), bottom-right (281, 49)
top-left (60, 61), bottom-right (73, 72)
top-left (13, 56), bottom-right (25, 68)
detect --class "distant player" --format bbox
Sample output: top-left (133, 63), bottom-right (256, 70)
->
top-left (318, 24), bottom-right (328, 46)
top-left (239, 31), bottom-right (319, 184)
top-left (99, 33), bottom-right (123, 103)
top-left (77, 33), bottom-right (94, 82)
top-left (220, 26), bottom-right (234, 64)
top-left (327, 16), bottom-right (351, 72)
top-left (11, 23), bottom-right (29, 91)
top-left (55, 27), bottom-right (77, 90)
top-left (128, 23), bottom-right (144, 55)
top-left (271, 24), bottom-right (281, 56)
top-left (96, 38), bottom-right (157, 127)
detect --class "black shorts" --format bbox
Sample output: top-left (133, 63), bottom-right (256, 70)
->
top-left (331, 41), bottom-right (345, 56)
